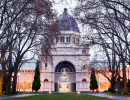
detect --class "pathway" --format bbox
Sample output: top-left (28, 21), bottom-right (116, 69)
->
top-left (84, 93), bottom-right (130, 100)
top-left (0, 94), bottom-right (38, 100)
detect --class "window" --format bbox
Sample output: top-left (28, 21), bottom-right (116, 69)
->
top-left (45, 63), bottom-right (47, 67)
top-left (18, 82), bottom-right (23, 89)
top-left (25, 82), bottom-right (32, 89)
top-left (66, 37), bottom-right (70, 43)
top-left (60, 37), bottom-right (65, 43)
top-left (82, 79), bottom-right (87, 88)
top-left (100, 83), bottom-right (106, 89)
top-left (19, 70), bottom-right (24, 73)
top-left (82, 50), bottom-right (86, 54)
top-left (44, 79), bottom-right (49, 88)
top-left (44, 79), bottom-right (49, 82)
top-left (76, 38), bottom-right (79, 44)
top-left (28, 70), bottom-right (31, 73)
top-left (72, 37), bottom-right (75, 43)
top-left (82, 79), bottom-right (87, 82)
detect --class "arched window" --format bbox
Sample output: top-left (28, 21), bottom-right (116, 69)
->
top-left (55, 61), bottom-right (76, 72)
top-left (44, 79), bottom-right (49, 82)
top-left (82, 79), bottom-right (87, 82)
top-left (82, 79), bottom-right (87, 88)
top-left (44, 79), bottom-right (49, 89)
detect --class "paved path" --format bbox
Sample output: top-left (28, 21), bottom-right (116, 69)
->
top-left (84, 93), bottom-right (130, 100)
top-left (0, 94), bottom-right (38, 100)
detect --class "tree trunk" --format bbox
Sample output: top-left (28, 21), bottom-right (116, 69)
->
top-left (110, 74), bottom-right (116, 93)
top-left (5, 74), bottom-right (12, 95)
top-left (122, 60), bottom-right (128, 95)
top-left (0, 71), bottom-right (3, 96)
top-left (11, 71), bottom-right (17, 94)
top-left (0, 50), bottom-right (6, 95)
top-left (6, 43), bottom-right (13, 94)
top-left (117, 79), bottom-right (121, 94)
top-left (111, 80), bottom-right (116, 93)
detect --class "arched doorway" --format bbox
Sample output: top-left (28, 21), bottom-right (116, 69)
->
top-left (55, 61), bottom-right (76, 92)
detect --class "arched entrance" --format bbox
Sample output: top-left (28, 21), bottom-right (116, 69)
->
top-left (55, 61), bottom-right (76, 92)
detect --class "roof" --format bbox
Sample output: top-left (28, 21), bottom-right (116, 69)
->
top-left (0, 60), bottom-right (37, 70)
top-left (20, 60), bottom-right (37, 69)
top-left (57, 8), bottom-right (80, 32)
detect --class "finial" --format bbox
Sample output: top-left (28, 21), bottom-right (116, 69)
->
top-left (64, 8), bottom-right (67, 13)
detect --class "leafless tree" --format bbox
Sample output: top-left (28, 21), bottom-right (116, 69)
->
top-left (74, 0), bottom-right (130, 94)
top-left (0, 0), bottom-right (60, 95)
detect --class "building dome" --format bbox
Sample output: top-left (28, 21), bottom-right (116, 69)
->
top-left (57, 8), bottom-right (80, 32)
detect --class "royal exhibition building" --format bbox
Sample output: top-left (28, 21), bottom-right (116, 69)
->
top-left (17, 8), bottom-right (129, 93)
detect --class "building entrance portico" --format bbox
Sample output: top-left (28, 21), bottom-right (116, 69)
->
top-left (55, 61), bottom-right (76, 92)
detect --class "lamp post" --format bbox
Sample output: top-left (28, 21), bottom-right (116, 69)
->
top-left (17, 73), bottom-right (20, 92)
top-left (109, 72), bottom-right (112, 75)
top-left (127, 62), bottom-right (130, 81)
top-left (77, 91), bottom-right (80, 94)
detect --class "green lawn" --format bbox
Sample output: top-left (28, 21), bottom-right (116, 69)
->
top-left (103, 90), bottom-right (130, 96)
top-left (7, 93), bottom-right (113, 100)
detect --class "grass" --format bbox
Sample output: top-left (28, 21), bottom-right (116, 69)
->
top-left (103, 90), bottom-right (130, 96)
top-left (6, 93), bottom-right (113, 100)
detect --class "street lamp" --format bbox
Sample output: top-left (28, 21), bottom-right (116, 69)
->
top-left (18, 73), bottom-right (20, 76)
top-left (77, 91), bottom-right (80, 94)
top-left (17, 73), bottom-right (20, 92)
top-left (49, 91), bottom-right (51, 94)
top-left (109, 72), bottom-right (112, 75)
top-left (127, 62), bottom-right (130, 81)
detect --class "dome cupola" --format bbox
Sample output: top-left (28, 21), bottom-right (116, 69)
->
top-left (57, 8), bottom-right (80, 32)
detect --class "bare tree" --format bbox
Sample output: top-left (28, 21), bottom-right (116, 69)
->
top-left (0, 0), bottom-right (60, 95)
top-left (74, 0), bottom-right (130, 94)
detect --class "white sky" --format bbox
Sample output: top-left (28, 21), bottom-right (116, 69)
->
top-left (53, 0), bottom-right (78, 15)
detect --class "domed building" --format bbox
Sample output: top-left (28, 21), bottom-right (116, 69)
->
top-left (40, 8), bottom-right (90, 92)
top-left (17, 8), bottom-right (115, 93)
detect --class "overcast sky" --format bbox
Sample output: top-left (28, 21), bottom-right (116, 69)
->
top-left (53, 0), bottom-right (78, 15)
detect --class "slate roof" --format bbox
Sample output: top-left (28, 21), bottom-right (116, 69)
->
top-left (57, 8), bottom-right (80, 32)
